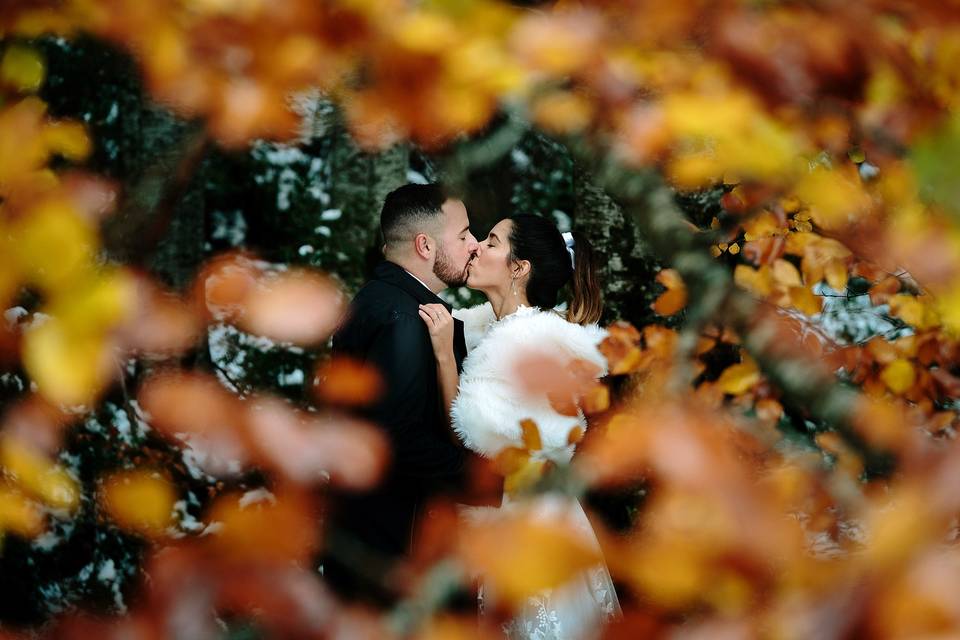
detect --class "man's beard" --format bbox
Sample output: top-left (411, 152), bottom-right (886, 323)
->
top-left (433, 245), bottom-right (471, 287)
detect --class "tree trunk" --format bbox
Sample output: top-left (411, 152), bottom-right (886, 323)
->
top-left (573, 165), bottom-right (661, 326)
top-left (327, 122), bottom-right (409, 292)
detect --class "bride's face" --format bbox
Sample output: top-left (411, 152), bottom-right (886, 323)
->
top-left (466, 219), bottom-right (515, 291)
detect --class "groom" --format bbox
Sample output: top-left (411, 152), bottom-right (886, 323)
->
top-left (324, 183), bottom-right (479, 602)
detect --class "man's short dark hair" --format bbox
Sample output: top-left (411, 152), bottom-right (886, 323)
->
top-left (380, 183), bottom-right (449, 247)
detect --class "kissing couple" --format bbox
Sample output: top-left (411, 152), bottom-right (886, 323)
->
top-left (325, 183), bottom-right (621, 639)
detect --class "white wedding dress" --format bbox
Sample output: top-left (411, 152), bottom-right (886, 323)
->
top-left (451, 303), bottom-right (621, 640)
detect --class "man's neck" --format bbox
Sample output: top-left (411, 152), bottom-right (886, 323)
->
top-left (387, 258), bottom-right (443, 294)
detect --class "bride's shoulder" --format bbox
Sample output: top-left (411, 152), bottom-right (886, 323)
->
top-left (491, 307), bottom-right (608, 370)
top-left (453, 301), bottom-right (497, 351)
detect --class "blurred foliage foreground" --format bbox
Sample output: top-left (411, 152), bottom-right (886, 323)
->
top-left (3, 1), bottom-right (960, 638)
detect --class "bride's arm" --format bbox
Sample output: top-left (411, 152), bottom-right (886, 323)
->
top-left (419, 303), bottom-right (459, 426)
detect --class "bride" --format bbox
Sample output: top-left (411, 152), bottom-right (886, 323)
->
top-left (418, 214), bottom-right (621, 640)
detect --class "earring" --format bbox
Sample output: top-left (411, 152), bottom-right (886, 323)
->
top-left (511, 278), bottom-right (517, 297)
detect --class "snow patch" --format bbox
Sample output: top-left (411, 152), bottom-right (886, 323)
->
top-left (239, 487), bottom-right (276, 509)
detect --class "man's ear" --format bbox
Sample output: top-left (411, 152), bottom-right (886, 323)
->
top-left (414, 233), bottom-right (433, 260)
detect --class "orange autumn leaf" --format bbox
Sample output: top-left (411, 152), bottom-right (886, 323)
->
top-left (457, 507), bottom-right (600, 604)
top-left (602, 343), bottom-right (643, 375)
top-left (314, 356), bottom-right (383, 407)
top-left (652, 268), bottom-right (687, 316)
top-left (200, 252), bottom-right (261, 322)
top-left (206, 490), bottom-right (318, 565)
top-left (580, 382), bottom-right (610, 415)
top-left (122, 278), bottom-right (201, 356)
top-left (516, 353), bottom-right (601, 415)
top-left (239, 269), bottom-right (344, 346)
top-left (852, 397), bottom-right (912, 449)
top-left (244, 397), bottom-right (388, 489)
top-left (754, 398), bottom-right (783, 426)
top-left (548, 390), bottom-right (580, 417)
top-left (138, 371), bottom-right (242, 435)
top-left (417, 615), bottom-right (498, 640)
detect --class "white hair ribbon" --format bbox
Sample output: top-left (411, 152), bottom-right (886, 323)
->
top-left (561, 231), bottom-right (575, 268)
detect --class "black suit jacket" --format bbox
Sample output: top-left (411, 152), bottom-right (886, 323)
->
top-left (324, 261), bottom-right (468, 600)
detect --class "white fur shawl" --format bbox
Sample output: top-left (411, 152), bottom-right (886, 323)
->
top-left (451, 303), bottom-right (607, 463)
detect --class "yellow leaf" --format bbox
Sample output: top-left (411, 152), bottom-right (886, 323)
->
top-left (0, 45), bottom-right (45, 92)
top-left (889, 294), bottom-right (938, 331)
top-left (824, 259), bottom-right (849, 292)
top-left (668, 152), bottom-right (721, 189)
top-left (12, 200), bottom-right (95, 293)
top-left (101, 470), bottom-right (175, 537)
top-left (494, 447), bottom-right (530, 477)
top-left (504, 457), bottom-right (549, 496)
top-left (789, 286), bottom-right (822, 315)
top-left (532, 91), bottom-right (593, 135)
top-left (42, 121), bottom-right (91, 162)
top-left (394, 12), bottom-right (459, 53)
top-left (705, 570), bottom-right (754, 616)
top-left (880, 359), bottom-right (915, 395)
top-left (0, 437), bottom-right (79, 512)
top-left (520, 419), bottom-right (542, 451)
top-left (743, 210), bottom-right (782, 241)
top-left (937, 283), bottom-right (960, 336)
top-left (734, 264), bottom-right (773, 297)
top-left (784, 231), bottom-right (817, 256)
top-left (0, 487), bottom-right (44, 538)
top-left (626, 539), bottom-right (708, 608)
top-left (793, 165), bottom-right (872, 230)
top-left (781, 196), bottom-right (802, 214)
top-left (716, 358), bottom-right (760, 395)
top-left (772, 259), bottom-right (803, 287)
top-left (23, 319), bottom-right (110, 406)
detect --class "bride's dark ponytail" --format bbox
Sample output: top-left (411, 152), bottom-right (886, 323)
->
top-left (507, 215), bottom-right (603, 326)
top-left (566, 231), bottom-right (602, 325)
